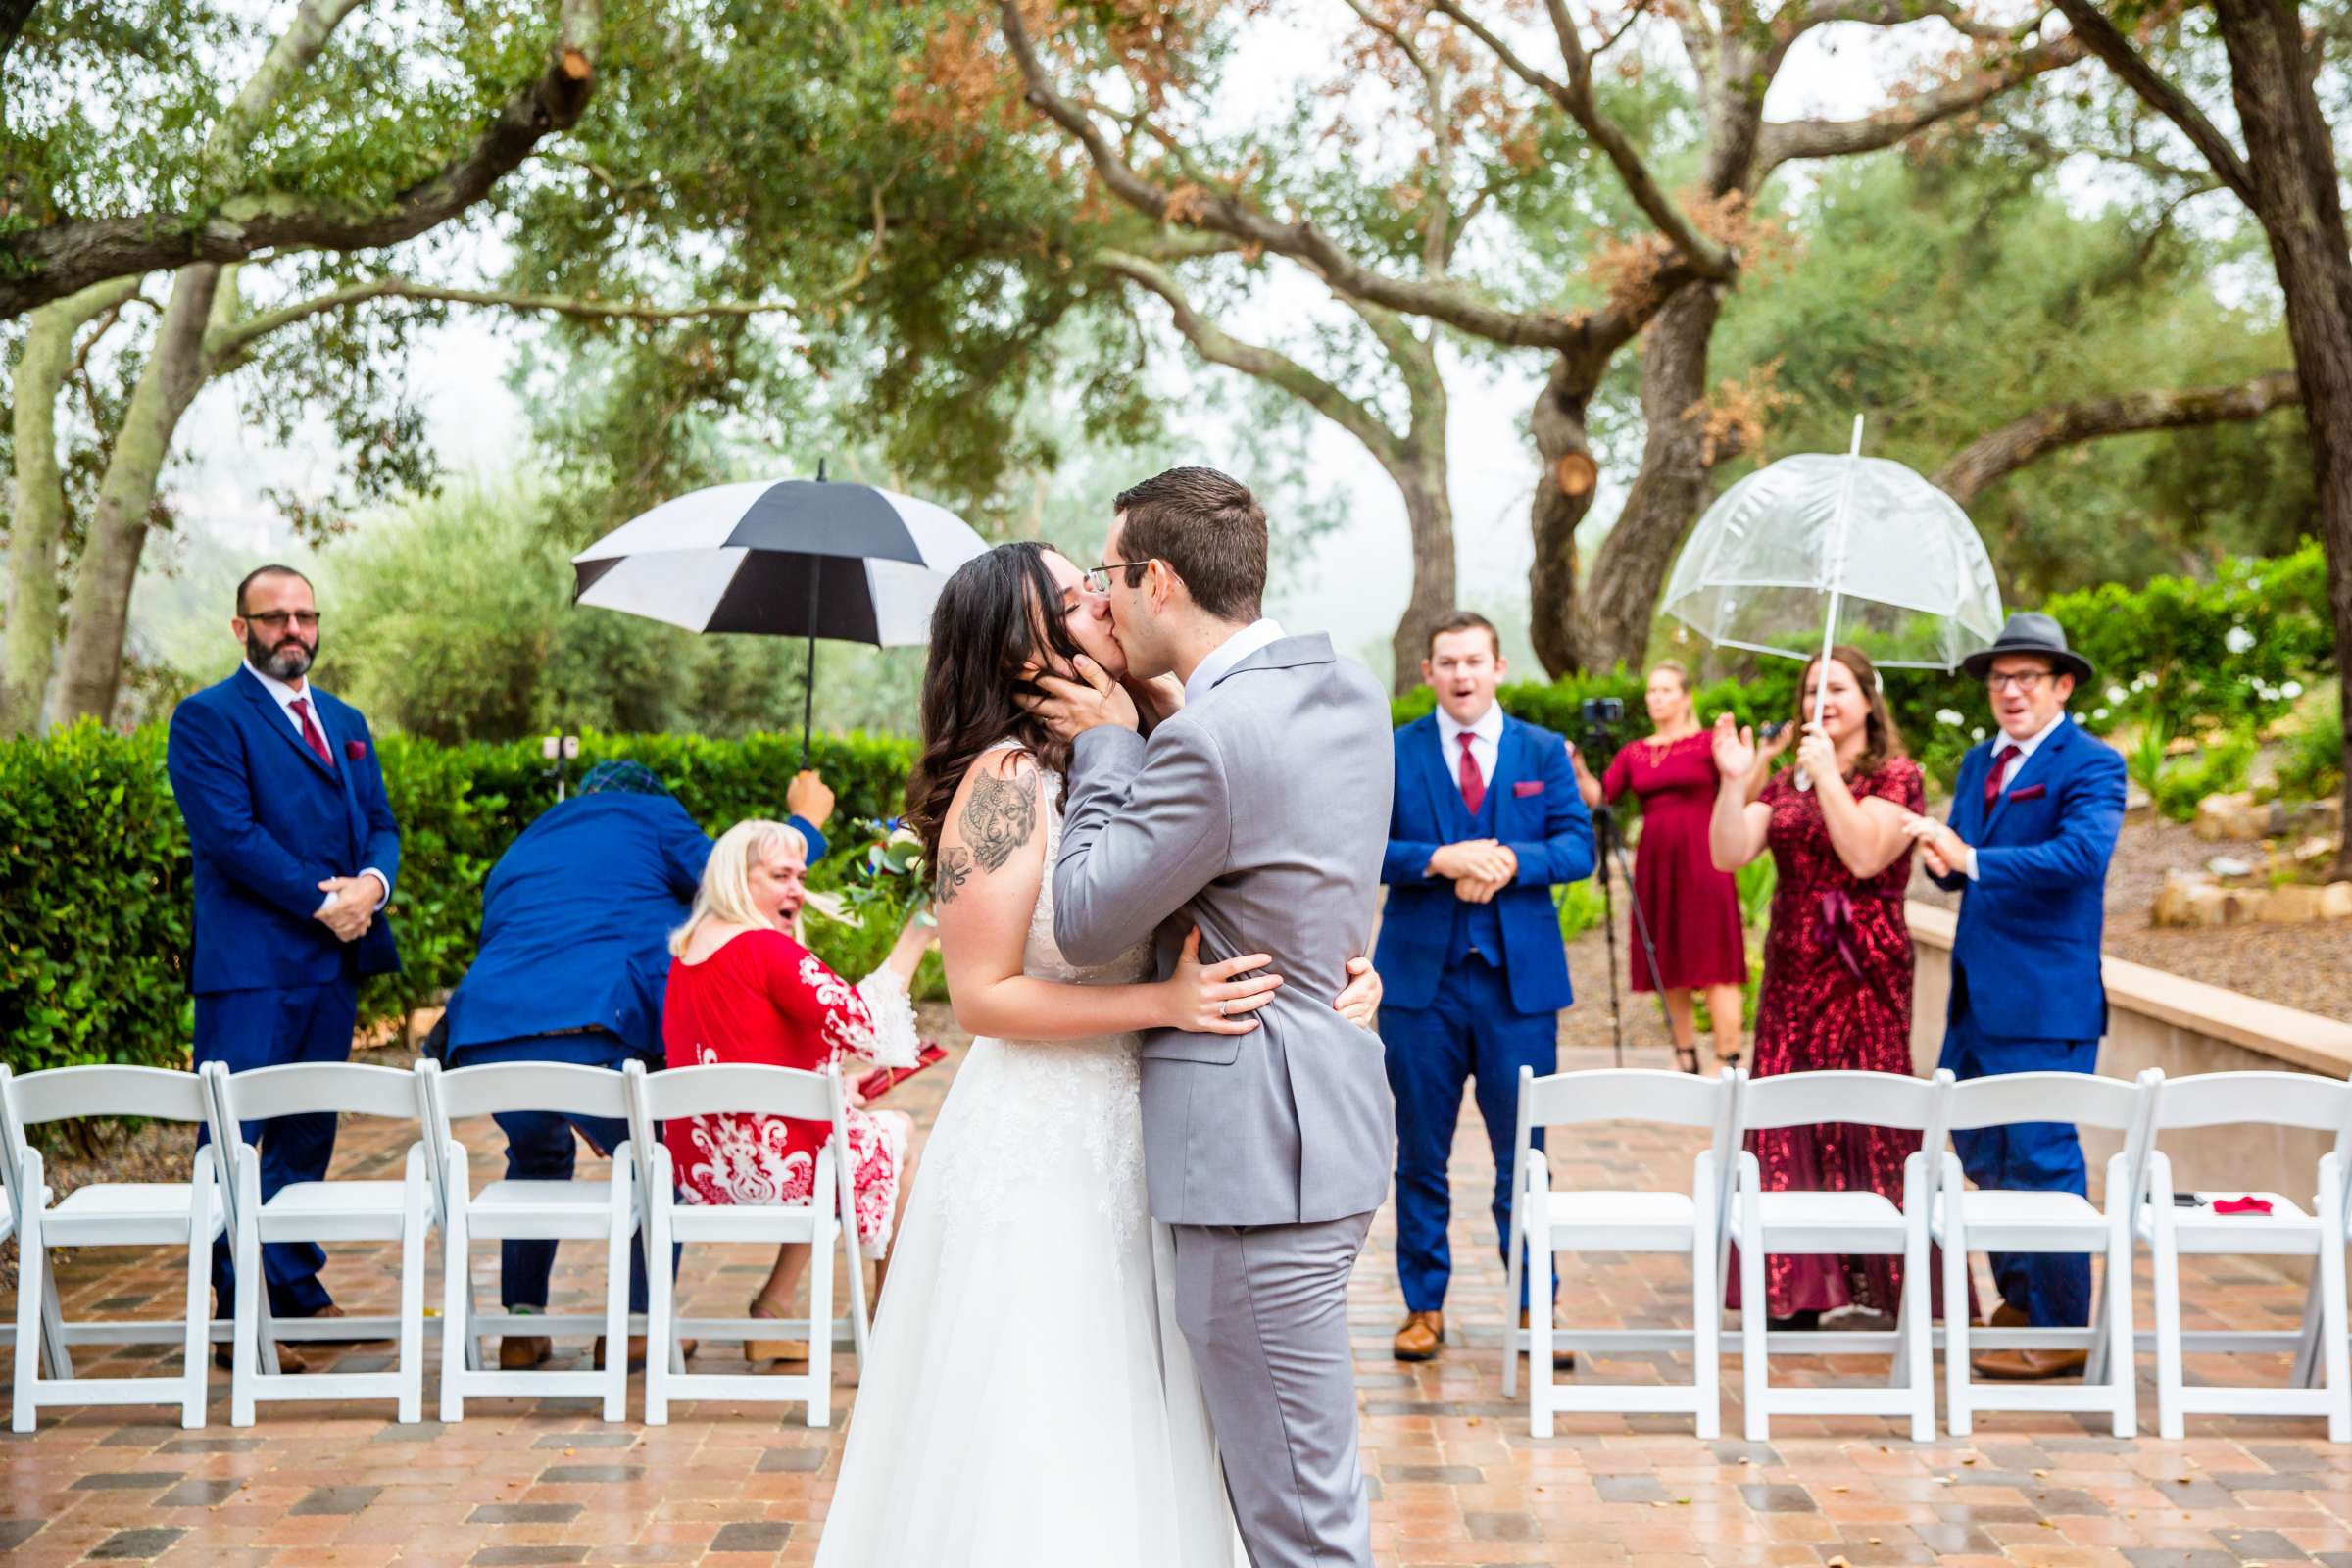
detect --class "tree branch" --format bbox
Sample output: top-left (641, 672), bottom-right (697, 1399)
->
top-left (1792, 0), bottom-right (2040, 43)
top-left (1001, 0), bottom-right (1628, 350)
top-left (204, 275), bottom-right (800, 368)
top-left (1933, 368), bottom-right (2300, 507)
top-left (0, 0), bottom-right (41, 74)
top-left (2047, 0), bottom-right (2257, 205)
top-left (1755, 32), bottom-right (2083, 172)
top-left (0, 0), bottom-right (606, 318)
top-left (1098, 248), bottom-right (1407, 467)
top-left (1426, 0), bottom-right (1737, 279)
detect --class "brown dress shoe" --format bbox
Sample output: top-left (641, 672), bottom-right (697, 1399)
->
top-left (1394, 1310), bottom-right (1444, 1361)
top-left (1519, 1307), bottom-right (1576, 1369)
top-left (500, 1336), bottom-right (553, 1371)
top-left (1971, 1346), bottom-right (2089, 1381)
top-left (216, 1341), bottom-right (307, 1373)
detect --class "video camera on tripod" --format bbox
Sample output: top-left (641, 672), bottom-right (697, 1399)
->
top-left (1570, 695), bottom-right (1667, 1067)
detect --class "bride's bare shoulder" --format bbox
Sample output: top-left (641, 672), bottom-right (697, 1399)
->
top-left (936, 746), bottom-right (1048, 905)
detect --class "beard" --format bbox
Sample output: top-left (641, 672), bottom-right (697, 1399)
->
top-left (247, 626), bottom-right (317, 681)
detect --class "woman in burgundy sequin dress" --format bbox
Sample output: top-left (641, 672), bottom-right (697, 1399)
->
top-left (1709, 645), bottom-right (1928, 1324)
top-left (1572, 662), bottom-right (1749, 1073)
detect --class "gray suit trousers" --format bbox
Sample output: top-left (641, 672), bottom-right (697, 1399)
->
top-left (1170, 1213), bottom-right (1375, 1568)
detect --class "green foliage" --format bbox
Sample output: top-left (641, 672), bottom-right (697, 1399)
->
top-left (2152, 729), bottom-right (2258, 823)
top-left (2125, 715), bottom-right (2173, 805)
top-left (0, 722), bottom-right (194, 1075)
top-left (1736, 857), bottom-right (1777, 933)
top-left (1554, 878), bottom-right (1606, 944)
top-left (0, 721), bottom-right (919, 1076)
top-left (2276, 693), bottom-right (2344, 806)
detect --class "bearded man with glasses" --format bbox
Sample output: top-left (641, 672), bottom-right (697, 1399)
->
top-left (1899, 612), bottom-right (2127, 1380)
top-left (166, 564), bottom-right (404, 1367)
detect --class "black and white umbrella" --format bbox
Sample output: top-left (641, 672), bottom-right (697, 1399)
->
top-left (571, 472), bottom-right (990, 760)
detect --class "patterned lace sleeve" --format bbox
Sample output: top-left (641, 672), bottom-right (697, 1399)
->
top-left (760, 930), bottom-right (887, 1068)
top-left (852, 966), bottom-right (921, 1070)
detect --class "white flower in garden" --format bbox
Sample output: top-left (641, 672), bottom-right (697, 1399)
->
top-left (2107, 686), bottom-right (2127, 705)
top-left (1972, 725), bottom-right (1986, 741)
top-left (1936, 708), bottom-right (1965, 727)
top-left (2284, 680), bottom-right (2304, 700)
top-left (2093, 708), bottom-right (2109, 721)
top-left (2225, 625), bottom-right (2256, 655)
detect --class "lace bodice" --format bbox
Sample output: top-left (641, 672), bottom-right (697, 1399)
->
top-left (921, 740), bottom-right (1158, 1263)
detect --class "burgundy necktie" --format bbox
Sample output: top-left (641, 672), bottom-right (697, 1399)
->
top-left (289, 696), bottom-right (333, 767)
top-left (1457, 731), bottom-right (1486, 815)
top-left (1982, 743), bottom-right (2018, 808)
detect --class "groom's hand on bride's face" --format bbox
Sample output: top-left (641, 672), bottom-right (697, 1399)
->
top-left (1019, 655), bottom-right (1139, 739)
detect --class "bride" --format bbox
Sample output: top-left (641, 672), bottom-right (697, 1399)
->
top-left (813, 542), bottom-right (1382, 1566)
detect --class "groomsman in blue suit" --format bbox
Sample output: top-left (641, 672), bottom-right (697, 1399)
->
top-left (168, 565), bottom-right (402, 1357)
top-left (1376, 612), bottom-right (1594, 1363)
top-left (1905, 611), bottom-right (2126, 1380)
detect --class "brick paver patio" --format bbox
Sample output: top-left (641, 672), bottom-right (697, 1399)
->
top-left (4, 1020), bottom-right (2346, 1566)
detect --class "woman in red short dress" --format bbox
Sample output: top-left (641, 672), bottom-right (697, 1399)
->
top-left (663, 817), bottom-right (931, 1358)
top-left (1709, 646), bottom-right (1940, 1326)
top-left (1573, 662), bottom-right (1749, 1071)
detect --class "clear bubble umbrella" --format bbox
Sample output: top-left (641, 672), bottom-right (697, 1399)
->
top-left (1660, 417), bottom-right (2004, 713)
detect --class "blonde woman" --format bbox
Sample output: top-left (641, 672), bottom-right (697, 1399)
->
top-left (661, 818), bottom-right (932, 1357)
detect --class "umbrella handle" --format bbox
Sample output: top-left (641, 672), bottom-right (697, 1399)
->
top-left (1812, 414), bottom-right (1867, 729)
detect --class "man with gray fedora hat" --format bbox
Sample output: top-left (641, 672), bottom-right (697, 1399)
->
top-left (1902, 610), bottom-right (2126, 1379)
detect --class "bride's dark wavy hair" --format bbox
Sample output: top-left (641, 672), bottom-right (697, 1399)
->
top-left (906, 541), bottom-right (1087, 869)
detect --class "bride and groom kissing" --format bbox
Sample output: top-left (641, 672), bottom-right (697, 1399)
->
top-left (814, 467), bottom-right (1396, 1567)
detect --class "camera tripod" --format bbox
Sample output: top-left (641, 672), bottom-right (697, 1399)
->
top-left (1582, 731), bottom-right (1668, 1070)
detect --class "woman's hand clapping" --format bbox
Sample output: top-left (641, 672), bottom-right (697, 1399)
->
top-left (1710, 712), bottom-right (1758, 781)
top-left (1162, 926), bottom-right (1284, 1035)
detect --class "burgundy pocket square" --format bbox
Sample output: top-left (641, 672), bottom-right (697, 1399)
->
top-left (1512, 780), bottom-right (1544, 797)
top-left (2006, 783), bottom-right (2046, 803)
top-left (343, 739), bottom-right (368, 760)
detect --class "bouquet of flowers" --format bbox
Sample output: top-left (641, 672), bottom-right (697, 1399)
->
top-left (805, 817), bottom-right (931, 928)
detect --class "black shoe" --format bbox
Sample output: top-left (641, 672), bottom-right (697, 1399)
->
top-left (1766, 1308), bottom-right (1821, 1332)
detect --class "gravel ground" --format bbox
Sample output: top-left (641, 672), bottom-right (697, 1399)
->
top-left (1910, 808), bottom-right (2352, 1025)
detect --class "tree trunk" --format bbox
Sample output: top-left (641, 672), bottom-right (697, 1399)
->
top-left (1388, 452), bottom-right (1458, 690)
top-left (1573, 284), bottom-right (1725, 672)
top-left (1527, 353), bottom-right (1607, 677)
top-left (2210, 0), bottom-right (2352, 880)
top-left (51, 265), bottom-right (225, 728)
top-left (1, 278), bottom-right (140, 735)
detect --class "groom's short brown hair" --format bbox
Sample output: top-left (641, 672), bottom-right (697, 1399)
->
top-left (1112, 467), bottom-right (1267, 622)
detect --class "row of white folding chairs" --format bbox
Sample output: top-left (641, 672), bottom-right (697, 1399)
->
top-left (1505, 1064), bottom-right (2352, 1444)
top-left (0, 1056), bottom-right (869, 1430)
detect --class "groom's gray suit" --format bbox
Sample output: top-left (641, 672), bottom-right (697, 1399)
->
top-left (1056, 629), bottom-right (1395, 1568)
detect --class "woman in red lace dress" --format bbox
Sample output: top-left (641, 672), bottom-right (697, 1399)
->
top-left (663, 817), bottom-right (932, 1360)
top-left (1708, 646), bottom-right (1927, 1325)
top-left (1572, 662), bottom-right (1749, 1072)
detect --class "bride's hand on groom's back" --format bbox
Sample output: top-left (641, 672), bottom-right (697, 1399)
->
top-left (1162, 926), bottom-right (1282, 1035)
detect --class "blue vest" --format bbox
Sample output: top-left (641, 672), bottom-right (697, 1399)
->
top-left (1448, 770), bottom-right (1504, 964)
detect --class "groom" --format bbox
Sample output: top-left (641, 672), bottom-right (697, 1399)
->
top-left (1027, 467), bottom-right (1394, 1568)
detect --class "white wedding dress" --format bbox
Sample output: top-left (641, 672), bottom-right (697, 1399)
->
top-left (813, 746), bottom-right (1238, 1568)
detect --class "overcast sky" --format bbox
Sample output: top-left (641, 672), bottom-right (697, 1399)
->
top-left (143, 10), bottom-right (2048, 685)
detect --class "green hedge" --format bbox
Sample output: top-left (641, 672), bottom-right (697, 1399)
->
top-left (1, 722), bottom-right (918, 1077)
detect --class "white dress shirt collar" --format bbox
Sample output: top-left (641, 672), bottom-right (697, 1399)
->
top-left (1993, 708), bottom-right (2068, 769)
top-left (1183, 617), bottom-right (1287, 706)
top-left (243, 658), bottom-right (313, 732)
top-left (1435, 699), bottom-right (1504, 753)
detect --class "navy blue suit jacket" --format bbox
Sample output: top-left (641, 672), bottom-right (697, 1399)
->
top-left (442, 795), bottom-right (831, 1063)
top-left (1376, 712), bottom-right (1594, 1014)
top-left (1928, 714), bottom-right (2126, 1041)
top-left (168, 666), bottom-right (402, 995)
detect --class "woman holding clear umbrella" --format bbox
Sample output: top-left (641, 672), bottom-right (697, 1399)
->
top-left (1707, 646), bottom-right (1929, 1329)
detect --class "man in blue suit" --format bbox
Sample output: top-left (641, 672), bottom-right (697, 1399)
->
top-left (1904, 611), bottom-right (2126, 1380)
top-left (168, 565), bottom-right (402, 1356)
top-left (440, 759), bottom-right (833, 1370)
top-left (1375, 612), bottom-right (1594, 1363)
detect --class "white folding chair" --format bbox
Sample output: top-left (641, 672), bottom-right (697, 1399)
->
top-left (627, 1061), bottom-right (869, 1426)
top-left (4, 1064), bottom-right (224, 1431)
top-left (426, 1059), bottom-right (641, 1422)
top-left (1504, 1065), bottom-right (1740, 1438)
top-left (1729, 1068), bottom-right (1950, 1441)
top-left (207, 1061), bottom-right (434, 1424)
top-left (2137, 1071), bottom-right (2351, 1442)
top-left (1935, 1068), bottom-right (2157, 1438)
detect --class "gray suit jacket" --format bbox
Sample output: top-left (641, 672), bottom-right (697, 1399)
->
top-left (1054, 633), bottom-right (1396, 1227)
